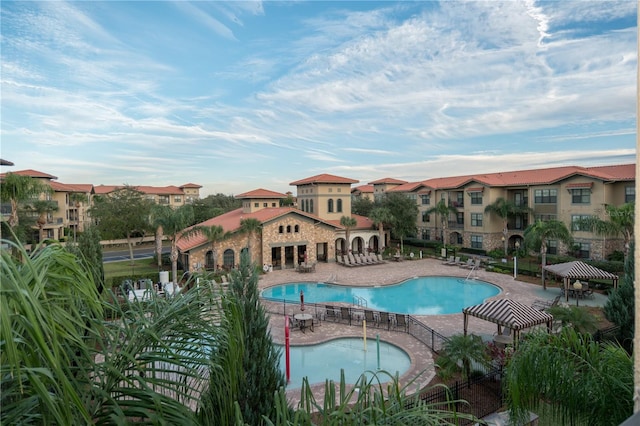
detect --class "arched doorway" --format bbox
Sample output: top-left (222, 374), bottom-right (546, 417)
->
top-left (223, 249), bottom-right (235, 270)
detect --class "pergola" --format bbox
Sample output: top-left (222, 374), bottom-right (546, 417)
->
top-left (543, 261), bottom-right (619, 302)
top-left (463, 298), bottom-right (553, 347)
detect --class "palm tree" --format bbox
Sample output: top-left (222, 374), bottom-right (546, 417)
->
top-left (192, 224), bottom-right (227, 270)
top-left (26, 199), bottom-right (59, 243)
top-left (425, 199), bottom-right (458, 245)
top-left (523, 219), bottom-right (573, 290)
top-left (574, 202), bottom-right (634, 261)
top-left (369, 207), bottom-right (393, 253)
top-left (0, 173), bottom-right (51, 234)
top-left (441, 334), bottom-right (490, 384)
top-left (484, 197), bottom-right (533, 254)
top-left (237, 218), bottom-right (262, 261)
top-left (340, 215), bottom-right (358, 254)
top-left (150, 204), bottom-right (194, 284)
top-left (547, 306), bottom-right (598, 334)
top-left (505, 329), bottom-right (632, 426)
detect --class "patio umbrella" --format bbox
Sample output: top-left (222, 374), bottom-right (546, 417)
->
top-left (300, 290), bottom-right (305, 311)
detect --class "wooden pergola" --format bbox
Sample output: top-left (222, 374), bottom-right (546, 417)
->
top-left (543, 261), bottom-right (619, 302)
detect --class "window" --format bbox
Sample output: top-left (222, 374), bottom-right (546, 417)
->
top-left (422, 212), bottom-right (430, 223)
top-left (571, 188), bottom-right (590, 204)
top-left (625, 186), bottom-right (635, 203)
top-left (456, 192), bottom-right (464, 207)
top-left (407, 194), bottom-right (417, 202)
top-left (534, 189), bottom-right (557, 204)
top-left (223, 249), bottom-right (235, 269)
top-left (470, 192), bottom-right (482, 205)
top-left (535, 214), bottom-right (557, 221)
top-left (337, 199), bottom-right (343, 212)
top-left (421, 228), bottom-right (430, 240)
top-left (571, 214), bottom-right (591, 231)
top-left (279, 225), bottom-right (284, 234)
top-left (471, 235), bottom-right (483, 249)
top-left (328, 199), bottom-right (334, 213)
top-left (328, 188), bottom-right (333, 193)
top-left (286, 225), bottom-right (291, 233)
top-left (577, 242), bottom-right (590, 259)
top-left (294, 224), bottom-right (299, 232)
top-left (456, 212), bottom-right (464, 225)
top-left (421, 194), bottom-right (430, 205)
top-left (254, 202), bottom-right (259, 208)
top-left (309, 200), bottom-right (314, 213)
top-left (174, 196), bottom-right (182, 203)
top-left (547, 240), bottom-right (557, 255)
top-left (158, 196), bottom-right (170, 205)
top-left (272, 202), bottom-right (277, 207)
top-left (471, 213), bottom-right (483, 226)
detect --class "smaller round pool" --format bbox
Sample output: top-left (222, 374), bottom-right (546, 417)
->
top-left (279, 337), bottom-right (411, 389)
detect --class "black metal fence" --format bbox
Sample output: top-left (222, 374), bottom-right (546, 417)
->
top-left (409, 368), bottom-right (505, 424)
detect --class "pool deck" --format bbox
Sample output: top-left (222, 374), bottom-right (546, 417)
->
top-left (259, 256), bottom-right (608, 405)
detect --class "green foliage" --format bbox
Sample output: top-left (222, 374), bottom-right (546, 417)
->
top-left (382, 192), bottom-right (419, 249)
top-left (604, 242), bottom-right (634, 349)
top-left (351, 196), bottom-right (375, 216)
top-left (226, 253), bottom-right (285, 424)
top-left (66, 225), bottom-right (105, 292)
top-left (89, 186), bottom-right (152, 241)
top-left (505, 329), bottom-right (633, 426)
top-left (191, 193), bottom-right (242, 223)
top-left (151, 204), bottom-right (195, 283)
top-left (440, 334), bottom-right (490, 383)
top-left (546, 306), bottom-right (598, 334)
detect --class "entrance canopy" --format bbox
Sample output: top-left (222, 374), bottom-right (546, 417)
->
top-left (543, 261), bottom-right (619, 301)
top-left (463, 298), bottom-right (553, 345)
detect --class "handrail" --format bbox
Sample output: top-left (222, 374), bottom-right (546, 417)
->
top-left (352, 295), bottom-right (367, 307)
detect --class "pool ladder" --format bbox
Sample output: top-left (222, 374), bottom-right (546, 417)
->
top-left (353, 295), bottom-right (368, 308)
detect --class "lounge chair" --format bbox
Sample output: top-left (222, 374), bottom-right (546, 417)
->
top-left (364, 310), bottom-right (379, 327)
top-left (340, 307), bottom-right (352, 325)
top-left (377, 254), bottom-right (386, 263)
top-left (325, 305), bottom-right (339, 321)
top-left (459, 259), bottom-right (474, 269)
top-left (379, 312), bottom-right (391, 329)
top-left (442, 255), bottom-right (454, 265)
top-left (395, 314), bottom-right (409, 332)
top-left (447, 256), bottom-right (460, 266)
top-left (343, 256), bottom-right (355, 267)
top-left (336, 256), bottom-right (346, 266)
top-left (532, 295), bottom-right (561, 311)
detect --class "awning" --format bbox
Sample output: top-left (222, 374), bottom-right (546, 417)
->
top-left (565, 182), bottom-right (593, 189)
top-left (465, 187), bottom-right (484, 193)
top-left (543, 260), bottom-right (619, 301)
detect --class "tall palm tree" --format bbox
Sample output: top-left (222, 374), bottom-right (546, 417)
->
top-left (0, 173), bottom-right (51, 234)
top-left (505, 329), bottom-right (632, 426)
top-left (425, 199), bottom-right (458, 245)
top-left (340, 215), bottom-right (358, 254)
top-left (484, 197), bottom-right (533, 254)
top-left (369, 207), bottom-right (393, 253)
top-left (150, 204), bottom-right (194, 284)
top-left (27, 199), bottom-right (59, 243)
top-left (192, 224), bottom-right (227, 270)
top-left (574, 202), bottom-right (634, 261)
top-left (523, 219), bottom-right (573, 290)
top-left (238, 218), bottom-right (262, 261)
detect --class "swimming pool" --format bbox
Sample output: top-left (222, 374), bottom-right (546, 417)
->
top-left (279, 337), bottom-right (411, 389)
top-left (261, 276), bottom-right (500, 315)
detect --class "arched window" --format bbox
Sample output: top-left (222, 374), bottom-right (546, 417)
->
top-left (286, 225), bottom-right (291, 233)
top-left (328, 199), bottom-right (334, 213)
top-left (205, 250), bottom-right (215, 269)
top-left (294, 224), bottom-right (299, 233)
top-left (279, 225), bottom-right (284, 234)
top-left (223, 249), bottom-right (235, 270)
top-left (337, 199), bottom-right (343, 212)
top-left (309, 199), bottom-right (314, 214)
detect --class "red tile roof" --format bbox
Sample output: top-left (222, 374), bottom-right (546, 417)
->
top-left (351, 184), bottom-right (374, 194)
top-left (180, 183), bottom-right (202, 189)
top-left (0, 169), bottom-right (58, 180)
top-left (177, 207), bottom-right (343, 252)
top-left (94, 185), bottom-right (184, 195)
top-left (48, 181), bottom-right (95, 193)
top-left (235, 188), bottom-right (287, 199)
top-left (368, 177), bottom-right (407, 185)
top-left (325, 214), bottom-right (374, 230)
top-left (290, 173), bottom-right (359, 186)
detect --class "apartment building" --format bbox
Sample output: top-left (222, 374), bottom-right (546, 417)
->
top-left (0, 169), bottom-right (201, 242)
top-left (384, 164), bottom-right (635, 261)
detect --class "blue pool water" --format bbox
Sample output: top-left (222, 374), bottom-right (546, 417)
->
top-left (261, 276), bottom-right (500, 315)
top-left (279, 337), bottom-right (411, 389)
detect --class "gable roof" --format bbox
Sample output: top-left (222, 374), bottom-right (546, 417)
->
top-left (290, 173), bottom-right (359, 186)
top-left (177, 207), bottom-right (343, 252)
top-left (368, 177), bottom-right (407, 185)
top-left (0, 169), bottom-right (58, 180)
top-left (351, 184), bottom-right (374, 194)
top-left (543, 261), bottom-right (619, 280)
top-left (235, 188), bottom-right (287, 199)
top-left (463, 298), bottom-right (553, 331)
top-left (180, 183), bottom-right (202, 189)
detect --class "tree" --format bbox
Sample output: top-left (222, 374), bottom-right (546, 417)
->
top-left (351, 196), bottom-right (375, 217)
top-left (425, 199), bottom-right (457, 245)
top-left (238, 218), bottom-right (262, 261)
top-left (369, 206), bottom-right (393, 253)
top-left (89, 186), bottom-right (152, 264)
top-left (224, 253), bottom-right (285, 424)
top-left (280, 193), bottom-right (295, 207)
top-left (574, 203), bottom-right (634, 261)
top-left (68, 192), bottom-right (89, 242)
top-left (0, 173), bottom-right (52, 239)
top-left (604, 242), bottom-right (634, 351)
top-left (484, 197), bottom-right (533, 255)
top-left (26, 199), bottom-right (59, 243)
top-left (523, 219), bottom-right (573, 290)
top-left (440, 334), bottom-right (490, 383)
top-left (547, 306), bottom-right (598, 334)
top-left (382, 192), bottom-right (419, 253)
top-left (505, 329), bottom-right (633, 426)
top-left (187, 224), bottom-right (227, 270)
top-left (340, 215), bottom-right (358, 253)
top-left (150, 204), bottom-right (195, 284)
top-left (67, 225), bottom-right (105, 293)
top-left (191, 193), bottom-right (241, 223)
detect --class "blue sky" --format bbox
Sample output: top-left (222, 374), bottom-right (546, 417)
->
top-left (1, 1), bottom-right (637, 196)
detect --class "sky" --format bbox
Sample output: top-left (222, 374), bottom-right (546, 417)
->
top-left (1, 1), bottom-right (637, 197)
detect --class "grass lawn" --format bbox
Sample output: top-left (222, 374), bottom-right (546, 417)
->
top-left (104, 258), bottom-right (163, 281)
